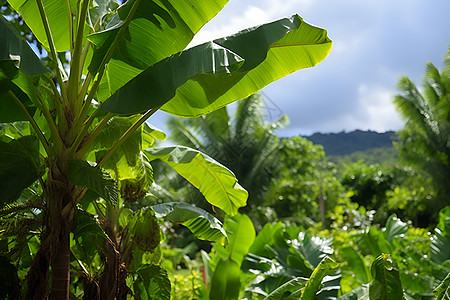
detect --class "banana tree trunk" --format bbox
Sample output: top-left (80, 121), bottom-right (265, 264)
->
top-left (47, 163), bottom-right (74, 300)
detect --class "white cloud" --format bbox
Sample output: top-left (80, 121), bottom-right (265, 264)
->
top-left (163, 1), bottom-right (450, 137)
top-left (353, 84), bottom-right (404, 132)
top-left (188, 5), bottom-right (270, 47)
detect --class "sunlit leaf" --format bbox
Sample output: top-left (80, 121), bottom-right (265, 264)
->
top-left (209, 259), bottom-right (241, 300)
top-left (144, 146), bottom-right (248, 215)
top-left (337, 284), bottom-right (370, 300)
top-left (224, 214), bottom-right (255, 266)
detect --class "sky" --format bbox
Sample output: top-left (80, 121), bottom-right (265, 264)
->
top-left (150, 0), bottom-right (450, 137)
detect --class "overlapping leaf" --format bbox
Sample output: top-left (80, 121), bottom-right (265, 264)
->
top-left (7, 0), bottom-right (77, 51)
top-left (0, 136), bottom-right (41, 205)
top-left (433, 272), bottom-right (450, 300)
top-left (153, 202), bottom-right (227, 244)
top-left (88, 0), bottom-right (228, 99)
top-left (0, 15), bottom-right (48, 122)
top-left (340, 246), bottom-right (370, 284)
top-left (224, 214), bottom-right (255, 266)
top-left (68, 159), bottom-right (118, 204)
top-left (71, 209), bottom-right (107, 268)
top-left (0, 15), bottom-right (48, 75)
top-left (130, 264), bottom-right (171, 300)
top-left (100, 14), bottom-right (332, 116)
top-left (263, 277), bottom-right (308, 300)
top-left (293, 232), bottom-right (333, 269)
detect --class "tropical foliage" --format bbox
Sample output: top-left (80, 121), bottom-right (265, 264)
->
top-left (0, 0), bottom-right (332, 298)
top-left (394, 47), bottom-right (450, 222)
top-left (1, 0), bottom-right (449, 298)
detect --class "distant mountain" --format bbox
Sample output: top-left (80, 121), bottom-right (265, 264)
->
top-left (305, 130), bottom-right (397, 156)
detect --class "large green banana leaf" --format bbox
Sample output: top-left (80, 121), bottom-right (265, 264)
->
top-left (100, 14), bottom-right (332, 117)
top-left (88, 0), bottom-right (228, 97)
top-left (144, 146), bottom-right (248, 215)
top-left (7, 0), bottom-right (77, 51)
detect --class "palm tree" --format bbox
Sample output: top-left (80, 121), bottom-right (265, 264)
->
top-left (394, 47), bottom-right (450, 223)
top-left (166, 93), bottom-right (288, 211)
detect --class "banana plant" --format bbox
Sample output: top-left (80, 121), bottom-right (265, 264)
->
top-left (0, 0), bottom-right (331, 298)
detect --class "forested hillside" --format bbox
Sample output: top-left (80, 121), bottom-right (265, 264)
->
top-left (306, 130), bottom-right (396, 156)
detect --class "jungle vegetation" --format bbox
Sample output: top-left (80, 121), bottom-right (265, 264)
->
top-left (0, 0), bottom-right (449, 299)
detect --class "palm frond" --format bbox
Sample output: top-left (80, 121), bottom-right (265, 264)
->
top-left (167, 117), bottom-right (202, 149)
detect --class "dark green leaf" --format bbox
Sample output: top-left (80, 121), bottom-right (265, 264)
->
top-left (430, 227), bottom-right (450, 265)
top-left (68, 160), bottom-right (118, 205)
top-left (248, 222), bottom-right (284, 258)
top-left (369, 254), bottom-right (404, 300)
top-left (263, 277), bottom-right (308, 300)
top-left (130, 264), bottom-right (171, 300)
top-left (209, 259), bottom-right (241, 300)
top-left (0, 136), bottom-right (41, 206)
top-left (433, 272), bottom-right (450, 300)
top-left (0, 256), bottom-right (21, 299)
top-left (0, 74), bottom-right (37, 122)
top-left (72, 209), bottom-right (107, 267)
top-left (431, 207), bottom-right (450, 265)
top-left (153, 202), bottom-right (227, 244)
top-left (0, 15), bottom-right (48, 75)
top-left (293, 232), bottom-right (333, 269)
